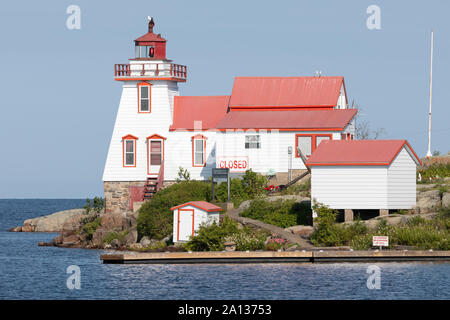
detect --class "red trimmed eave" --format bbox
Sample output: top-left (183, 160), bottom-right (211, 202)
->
top-left (134, 32), bottom-right (167, 43)
top-left (228, 76), bottom-right (343, 109)
top-left (170, 201), bottom-right (223, 212)
top-left (306, 140), bottom-right (422, 167)
top-left (214, 109), bottom-right (357, 131)
top-left (122, 134), bottom-right (139, 140)
top-left (146, 134), bottom-right (167, 140)
top-left (191, 134), bottom-right (208, 140)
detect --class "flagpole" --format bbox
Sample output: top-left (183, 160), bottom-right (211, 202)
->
top-left (426, 30), bottom-right (434, 158)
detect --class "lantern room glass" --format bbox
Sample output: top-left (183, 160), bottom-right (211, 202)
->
top-left (135, 45), bottom-right (155, 58)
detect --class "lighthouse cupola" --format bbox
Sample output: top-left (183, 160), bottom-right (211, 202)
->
top-left (114, 17), bottom-right (187, 82)
top-left (134, 17), bottom-right (167, 60)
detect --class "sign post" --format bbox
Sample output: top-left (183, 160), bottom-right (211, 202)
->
top-left (211, 168), bottom-right (230, 202)
top-left (372, 236), bottom-right (389, 250)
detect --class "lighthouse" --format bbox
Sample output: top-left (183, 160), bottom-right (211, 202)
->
top-left (103, 18), bottom-right (187, 214)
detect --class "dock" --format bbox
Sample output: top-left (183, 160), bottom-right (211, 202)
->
top-left (100, 250), bottom-right (450, 264)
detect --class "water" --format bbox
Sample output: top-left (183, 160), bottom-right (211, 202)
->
top-left (0, 199), bottom-right (449, 300)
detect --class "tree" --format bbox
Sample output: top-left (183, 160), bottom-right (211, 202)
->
top-left (352, 101), bottom-right (386, 140)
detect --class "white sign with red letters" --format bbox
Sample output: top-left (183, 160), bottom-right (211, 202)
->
top-left (217, 156), bottom-right (249, 172)
top-left (372, 236), bottom-right (389, 247)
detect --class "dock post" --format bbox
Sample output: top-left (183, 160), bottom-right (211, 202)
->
top-left (344, 209), bottom-right (354, 222)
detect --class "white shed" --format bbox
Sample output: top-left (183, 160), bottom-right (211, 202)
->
top-left (170, 201), bottom-right (222, 242)
top-left (306, 140), bottom-right (421, 221)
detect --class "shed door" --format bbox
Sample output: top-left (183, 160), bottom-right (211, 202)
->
top-left (177, 209), bottom-right (194, 241)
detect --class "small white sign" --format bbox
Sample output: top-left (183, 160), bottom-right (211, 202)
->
top-left (372, 236), bottom-right (389, 247)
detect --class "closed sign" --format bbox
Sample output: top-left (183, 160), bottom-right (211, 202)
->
top-left (217, 156), bottom-right (249, 172)
top-left (372, 236), bottom-right (389, 247)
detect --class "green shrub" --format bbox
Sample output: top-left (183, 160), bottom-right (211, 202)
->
top-left (265, 238), bottom-right (287, 251)
top-left (310, 202), bottom-right (341, 246)
top-left (215, 178), bottom-right (246, 207)
top-left (83, 197), bottom-right (104, 214)
top-left (103, 230), bottom-right (129, 244)
top-left (240, 199), bottom-right (311, 228)
top-left (137, 180), bottom-right (211, 240)
top-left (82, 217), bottom-right (102, 240)
top-left (184, 216), bottom-right (240, 251)
top-left (226, 227), bottom-right (268, 251)
top-left (280, 178), bottom-right (311, 195)
top-left (418, 163), bottom-right (450, 181)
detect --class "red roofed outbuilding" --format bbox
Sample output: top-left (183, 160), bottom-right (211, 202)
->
top-left (306, 140), bottom-right (421, 220)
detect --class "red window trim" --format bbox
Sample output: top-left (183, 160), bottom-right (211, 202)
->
top-left (176, 208), bottom-right (195, 241)
top-left (137, 81), bottom-right (151, 113)
top-left (191, 135), bottom-right (207, 167)
top-left (122, 134), bottom-right (138, 167)
top-left (295, 133), bottom-right (332, 158)
top-left (146, 134), bottom-right (166, 175)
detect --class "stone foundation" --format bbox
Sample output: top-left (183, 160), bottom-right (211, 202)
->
top-left (104, 181), bottom-right (146, 215)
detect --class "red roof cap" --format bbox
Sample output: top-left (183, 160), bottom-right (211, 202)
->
top-left (135, 32), bottom-right (167, 43)
top-left (170, 201), bottom-right (223, 212)
top-left (229, 76), bottom-right (345, 109)
top-left (215, 109), bottom-right (357, 130)
top-left (306, 140), bottom-right (421, 166)
top-left (170, 96), bottom-right (230, 130)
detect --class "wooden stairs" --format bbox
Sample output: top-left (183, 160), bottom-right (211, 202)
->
top-left (143, 176), bottom-right (158, 200)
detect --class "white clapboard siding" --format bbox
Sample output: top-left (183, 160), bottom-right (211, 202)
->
top-left (172, 205), bottom-right (220, 242)
top-left (102, 81), bottom-right (177, 181)
top-left (387, 148), bottom-right (417, 209)
top-left (311, 166), bottom-right (389, 209)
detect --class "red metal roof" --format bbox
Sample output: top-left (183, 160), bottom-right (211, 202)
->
top-left (170, 201), bottom-right (223, 212)
top-left (170, 96), bottom-right (230, 130)
top-left (215, 109), bottom-right (357, 130)
top-left (306, 140), bottom-right (422, 166)
top-left (135, 32), bottom-right (167, 43)
top-left (229, 76), bottom-right (345, 109)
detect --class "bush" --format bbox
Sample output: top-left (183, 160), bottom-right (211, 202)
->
top-left (280, 178), bottom-right (311, 195)
top-left (82, 217), bottom-right (102, 240)
top-left (83, 197), bottom-right (104, 214)
top-left (184, 216), bottom-right (240, 251)
top-left (103, 230), bottom-right (129, 244)
top-left (265, 238), bottom-right (287, 251)
top-left (226, 228), bottom-right (268, 251)
top-left (137, 180), bottom-right (211, 240)
top-left (418, 163), bottom-right (450, 181)
top-left (241, 199), bottom-right (311, 228)
top-left (310, 202), bottom-right (341, 246)
top-left (215, 170), bottom-right (268, 206)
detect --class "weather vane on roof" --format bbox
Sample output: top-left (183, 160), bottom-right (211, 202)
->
top-left (148, 16), bottom-right (155, 33)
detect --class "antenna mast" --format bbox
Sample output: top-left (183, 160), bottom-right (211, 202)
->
top-left (426, 30), bottom-right (434, 158)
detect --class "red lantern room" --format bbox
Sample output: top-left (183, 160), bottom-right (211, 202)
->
top-left (133, 17), bottom-right (167, 60)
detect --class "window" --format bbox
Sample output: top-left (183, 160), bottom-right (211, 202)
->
top-left (150, 141), bottom-right (162, 165)
top-left (316, 135), bottom-right (330, 147)
top-left (192, 135), bottom-right (206, 167)
top-left (245, 135), bottom-right (261, 149)
top-left (138, 82), bottom-right (151, 113)
top-left (295, 134), bottom-right (332, 158)
top-left (122, 135), bottom-right (138, 167)
top-left (296, 135), bottom-right (312, 157)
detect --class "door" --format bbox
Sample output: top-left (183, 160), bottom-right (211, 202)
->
top-left (148, 140), bottom-right (162, 174)
top-left (177, 209), bottom-right (194, 241)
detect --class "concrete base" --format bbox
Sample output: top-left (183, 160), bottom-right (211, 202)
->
top-left (344, 209), bottom-right (354, 222)
top-left (379, 209), bottom-right (389, 217)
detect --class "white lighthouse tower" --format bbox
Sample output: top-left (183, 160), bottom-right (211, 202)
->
top-left (103, 18), bottom-right (187, 214)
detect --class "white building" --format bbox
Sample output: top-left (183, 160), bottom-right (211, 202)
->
top-left (102, 18), bottom-right (358, 214)
top-left (171, 201), bottom-right (222, 242)
top-left (306, 140), bottom-right (422, 221)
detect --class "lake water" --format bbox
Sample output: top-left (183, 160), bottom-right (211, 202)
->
top-left (0, 199), bottom-right (449, 300)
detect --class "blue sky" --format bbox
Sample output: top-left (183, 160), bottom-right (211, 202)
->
top-left (0, 0), bottom-right (449, 198)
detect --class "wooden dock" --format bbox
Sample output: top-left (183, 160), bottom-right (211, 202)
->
top-left (100, 250), bottom-right (450, 264)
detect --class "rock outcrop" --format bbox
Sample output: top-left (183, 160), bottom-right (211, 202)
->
top-left (9, 208), bottom-right (86, 232)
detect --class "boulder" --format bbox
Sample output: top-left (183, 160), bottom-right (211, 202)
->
top-left (417, 189), bottom-right (441, 213)
top-left (101, 212), bottom-right (124, 231)
top-left (8, 226), bottom-right (22, 232)
top-left (21, 225), bottom-right (34, 232)
top-left (62, 234), bottom-right (79, 245)
top-left (130, 243), bottom-right (143, 250)
top-left (284, 225), bottom-right (313, 238)
top-left (122, 228), bottom-right (138, 246)
top-left (442, 192), bottom-right (450, 208)
top-left (23, 208), bottom-right (85, 232)
top-left (140, 236), bottom-right (151, 247)
top-left (92, 228), bottom-right (107, 247)
top-left (286, 244), bottom-right (299, 252)
top-left (416, 184), bottom-right (436, 191)
top-left (110, 239), bottom-right (120, 249)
